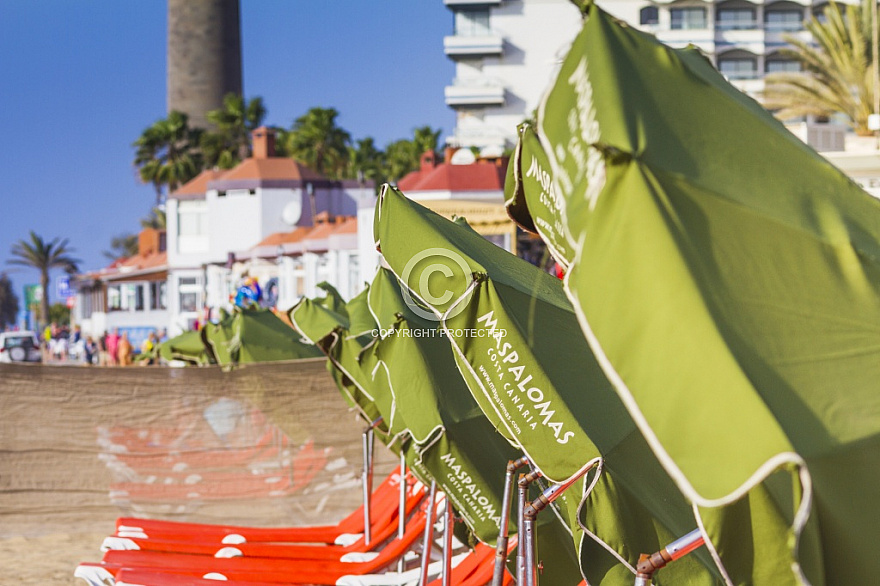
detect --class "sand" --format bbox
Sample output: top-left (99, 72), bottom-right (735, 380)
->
top-left (0, 361), bottom-right (396, 585)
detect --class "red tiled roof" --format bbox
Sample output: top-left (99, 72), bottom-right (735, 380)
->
top-left (253, 226), bottom-right (311, 248)
top-left (103, 251), bottom-right (168, 281)
top-left (171, 169), bottom-right (226, 197)
top-left (216, 158), bottom-right (326, 183)
top-left (118, 251), bottom-right (167, 271)
top-left (304, 222), bottom-right (337, 241)
top-left (331, 217), bottom-right (358, 235)
top-left (398, 160), bottom-right (508, 192)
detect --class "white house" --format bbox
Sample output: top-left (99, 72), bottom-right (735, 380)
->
top-left (165, 127), bottom-right (372, 334)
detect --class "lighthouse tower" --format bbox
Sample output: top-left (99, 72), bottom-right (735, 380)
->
top-left (167, 0), bottom-right (243, 129)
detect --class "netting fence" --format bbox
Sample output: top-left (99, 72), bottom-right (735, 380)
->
top-left (0, 361), bottom-right (396, 539)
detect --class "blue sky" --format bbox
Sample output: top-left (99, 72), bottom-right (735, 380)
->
top-left (0, 1), bottom-right (454, 322)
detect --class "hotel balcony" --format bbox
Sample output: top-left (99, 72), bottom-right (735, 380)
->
top-left (444, 77), bottom-right (505, 108)
top-left (444, 34), bottom-right (504, 58)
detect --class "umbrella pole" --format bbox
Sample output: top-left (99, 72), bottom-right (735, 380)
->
top-left (361, 416), bottom-right (383, 546)
top-left (492, 456), bottom-right (529, 586)
top-left (516, 470), bottom-right (543, 586)
top-left (635, 529), bottom-right (705, 586)
top-left (397, 447), bottom-right (407, 574)
top-left (419, 480), bottom-right (438, 585)
top-left (522, 461), bottom-right (599, 586)
top-left (441, 497), bottom-right (455, 586)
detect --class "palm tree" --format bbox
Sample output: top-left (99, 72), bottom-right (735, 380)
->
top-left (345, 137), bottom-right (386, 190)
top-left (103, 234), bottom-right (139, 261)
top-left (0, 272), bottom-right (19, 331)
top-left (201, 94), bottom-right (267, 169)
top-left (133, 111), bottom-right (203, 205)
top-left (382, 125), bottom-right (444, 183)
top-left (764, 0), bottom-right (877, 135)
top-left (412, 126), bottom-right (442, 157)
top-left (8, 232), bottom-right (80, 328)
top-left (284, 107), bottom-right (352, 178)
top-left (140, 207), bottom-right (166, 230)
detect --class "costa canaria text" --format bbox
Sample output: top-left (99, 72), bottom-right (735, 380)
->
top-left (476, 311), bottom-right (575, 445)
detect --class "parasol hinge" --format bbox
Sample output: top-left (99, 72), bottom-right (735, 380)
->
top-left (636, 549), bottom-right (672, 576)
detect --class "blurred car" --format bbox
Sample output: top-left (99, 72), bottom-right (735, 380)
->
top-left (0, 331), bottom-right (42, 363)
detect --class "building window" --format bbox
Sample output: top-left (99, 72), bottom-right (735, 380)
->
top-left (718, 57), bottom-right (758, 80)
top-left (640, 6), bottom-right (659, 26)
top-left (178, 277), bottom-right (201, 313)
top-left (107, 285), bottom-right (121, 311)
top-left (765, 9), bottom-right (804, 31)
top-left (121, 284), bottom-right (138, 311)
top-left (670, 7), bottom-right (707, 30)
top-left (134, 284), bottom-right (145, 311)
top-left (765, 59), bottom-right (801, 74)
top-left (150, 281), bottom-right (167, 310)
top-left (177, 200), bottom-right (207, 237)
top-left (716, 8), bottom-right (756, 30)
top-left (454, 8), bottom-right (491, 37)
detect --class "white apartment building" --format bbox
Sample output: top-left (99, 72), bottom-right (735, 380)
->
top-left (599, 0), bottom-right (827, 98)
top-left (443, 0), bottom-right (583, 152)
top-left (442, 0), bottom-right (845, 151)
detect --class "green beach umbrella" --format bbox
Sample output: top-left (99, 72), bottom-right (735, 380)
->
top-left (154, 329), bottom-right (213, 366)
top-left (290, 284), bottom-right (405, 449)
top-left (370, 266), bottom-right (585, 583)
top-left (366, 266), bottom-right (524, 542)
top-left (524, 3), bottom-right (880, 584)
top-left (290, 286), bottom-right (387, 434)
top-left (202, 307), bottom-right (321, 367)
top-left (505, 122), bottom-right (576, 270)
top-left (375, 185), bottom-right (721, 584)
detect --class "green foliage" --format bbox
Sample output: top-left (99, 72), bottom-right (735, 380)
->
top-left (764, 0), bottom-right (877, 135)
top-left (383, 126), bottom-right (443, 183)
top-left (103, 234), bottom-right (139, 261)
top-left (201, 94), bottom-right (267, 169)
top-left (131, 99), bottom-right (444, 200)
top-left (284, 107), bottom-right (352, 178)
top-left (133, 111), bottom-right (203, 203)
top-left (7, 232), bottom-right (80, 328)
top-left (344, 137), bottom-right (386, 191)
top-left (140, 207), bottom-right (166, 230)
top-left (0, 272), bottom-right (19, 330)
top-left (48, 302), bottom-right (70, 325)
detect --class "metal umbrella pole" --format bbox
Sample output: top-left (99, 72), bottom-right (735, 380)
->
top-left (492, 456), bottom-right (529, 586)
top-left (397, 447), bottom-right (408, 574)
top-left (441, 497), bottom-right (455, 586)
top-left (361, 416), bottom-right (383, 546)
top-left (418, 480), bottom-right (438, 585)
top-left (635, 529), bottom-right (705, 586)
top-left (522, 461), bottom-right (599, 586)
top-left (516, 470), bottom-right (543, 586)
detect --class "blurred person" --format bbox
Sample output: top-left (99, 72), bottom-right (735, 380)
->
top-left (117, 333), bottom-right (132, 366)
top-left (140, 332), bottom-right (158, 365)
top-left (105, 329), bottom-right (120, 366)
top-left (42, 323), bottom-right (53, 362)
top-left (83, 336), bottom-right (98, 365)
top-left (97, 332), bottom-right (109, 366)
